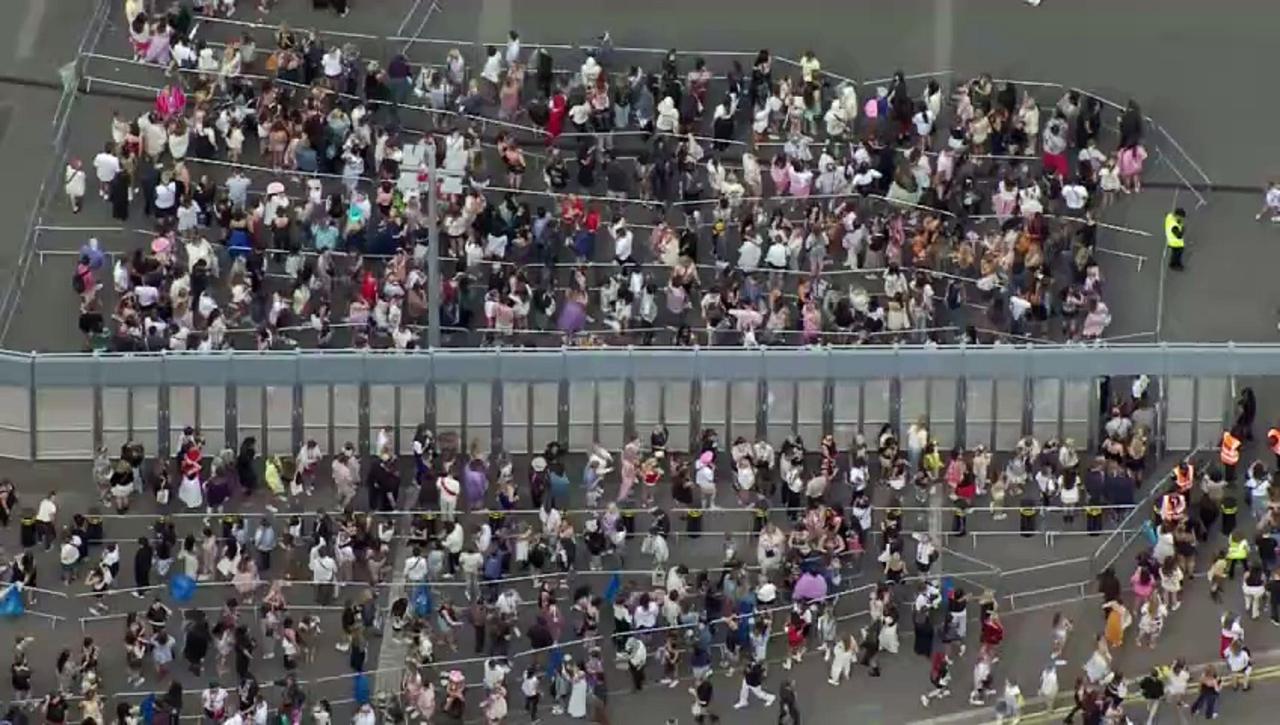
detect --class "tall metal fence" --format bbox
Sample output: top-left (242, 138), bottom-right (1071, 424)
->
top-left (0, 343), bottom-right (1243, 461)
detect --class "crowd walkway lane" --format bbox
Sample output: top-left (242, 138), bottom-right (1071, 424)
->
top-left (372, 521), bottom-right (413, 699)
top-left (909, 648), bottom-right (1280, 724)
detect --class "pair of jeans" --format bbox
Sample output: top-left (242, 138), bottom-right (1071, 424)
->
top-left (1190, 688), bottom-right (1218, 718)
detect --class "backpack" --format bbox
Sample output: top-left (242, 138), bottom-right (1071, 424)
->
top-left (72, 269), bottom-right (86, 294)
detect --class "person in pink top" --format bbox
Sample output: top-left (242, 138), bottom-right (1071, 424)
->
top-left (770, 155), bottom-right (791, 196)
top-left (617, 436), bottom-right (640, 502)
top-left (789, 161), bottom-right (814, 199)
top-left (1117, 144), bottom-right (1148, 193)
top-left (1130, 564), bottom-right (1157, 607)
top-left (801, 300), bottom-right (822, 344)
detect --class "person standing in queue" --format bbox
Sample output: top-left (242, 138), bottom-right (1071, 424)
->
top-left (1220, 428), bottom-right (1242, 483)
top-left (1165, 207), bottom-right (1186, 270)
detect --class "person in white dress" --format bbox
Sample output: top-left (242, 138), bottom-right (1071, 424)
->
top-left (879, 609), bottom-right (900, 654)
top-left (177, 447), bottom-right (204, 510)
top-left (567, 663), bottom-right (588, 718)
top-left (65, 159), bottom-right (87, 213)
top-left (828, 633), bottom-right (856, 685)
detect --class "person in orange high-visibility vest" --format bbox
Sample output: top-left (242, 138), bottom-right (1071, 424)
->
top-left (1267, 426), bottom-right (1280, 470)
top-left (1160, 491), bottom-right (1187, 525)
top-left (1173, 462), bottom-right (1195, 494)
top-left (1220, 429), bottom-right (1242, 482)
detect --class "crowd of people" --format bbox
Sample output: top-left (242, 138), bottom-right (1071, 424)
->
top-left (60, 0), bottom-right (1152, 352)
top-left (5, 377), bottom-right (1273, 723)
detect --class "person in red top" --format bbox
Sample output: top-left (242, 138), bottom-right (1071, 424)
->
top-left (783, 608), bottom-right (809, 670)
top-left (921, 650), bottom-right (953, 706)
top-left (979, 612), bottom-right (1005, 660)
top-left (546, 90), bottom-right (567, 144)
top-left (359, 269), bottom-right (378, 306)
top-left (954, 472), bottom-right (978, 504)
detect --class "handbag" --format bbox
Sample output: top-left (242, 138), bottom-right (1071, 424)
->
top-left (156, 487), bottom-right (170, 505)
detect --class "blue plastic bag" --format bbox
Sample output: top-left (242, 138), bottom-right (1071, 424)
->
top-left (0, 585), bottom-right (24, 617)
top-left (545, 646), bottom-right (564, 679)
top-left (603, 573), bottom-right (622, 604)
top-left (141, 694), bottom-right (155, 725)
top-left (169, 573), bottom-right (196, 603)
top-left (412, 585), bottom-right (432, 618)
top-left (353, 673), bottom-right (371, 705)
top-left (1141, 520), bottom-right (1158, 547)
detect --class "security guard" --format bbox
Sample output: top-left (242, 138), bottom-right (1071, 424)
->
top-left (1159, 490), bottom-right (1187, 526)
top-left (1173, 461), bottom-right (1195, 495)
top-left (1227, 531), bottom-right (1251, 578)
top-left (952, 499), bottom-right (969, 537)
top-left (1019, 498), bottom-right (1038, 537)
top-left (1267, 424), bottom-right (1280, 470)
top-left (1220, 429), bottom-right (1242, 482)
top-left (1166, 207), bottom-right (1187, 270)
top-left (1084, 497), bottom-right (1104, 535)
top-left (1221, 495), bottom-right (1239, 538)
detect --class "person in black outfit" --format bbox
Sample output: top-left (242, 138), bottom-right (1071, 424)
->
top-left (109, 171), bottom-right (131, 221)
top-left (10, 651), bottom-right (31, 703)
top-left (234, 625), bottom-right (255, 681)
top-left (690, 669), bottom-right (720, 724)
top-left (237, 438), bottom-right (258, 494)
top-left (777, 678), bottom-right (801, 724)
top-left (1265, 568), bottom-right (1280, 625)
top-left (133, 536), bottom-right (153, 597)
top-left (184, 611), bottom-right (211, 675)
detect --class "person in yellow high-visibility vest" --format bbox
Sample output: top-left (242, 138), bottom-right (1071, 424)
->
top-left (1220, 429), bottom-right (1242, 483)
top-left (1166, 208), bottom-right (1186, 270)
top-left (1227, 531), bottom-right (1250, 579)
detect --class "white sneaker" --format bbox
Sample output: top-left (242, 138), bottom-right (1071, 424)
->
top-left (921, 695), bottom-right (931, 707)
top-left (733, 702), bottom-right (748, 710)
top-left (764, 696), bottom-right (775, 706)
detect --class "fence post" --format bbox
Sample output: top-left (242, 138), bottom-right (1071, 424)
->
top-left (157, 379), bottom-right (171, 461)
top-left (358, 381), bottom-right (371, 457)
top-left (28, 355), bottom-right (36, 461)
top-left (292, 354), bottom-right (304, 457)
top-left (91, 352), bottom-right (103, 454)
top-left (491, 377), bottom-right (504, 457)
top-left (225, 377), bottom-right (237, 455)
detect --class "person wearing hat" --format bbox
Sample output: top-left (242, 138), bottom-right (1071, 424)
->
top-left (756, 581), bottom-right (778, 607)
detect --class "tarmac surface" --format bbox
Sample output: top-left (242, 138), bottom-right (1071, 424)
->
top-left (4, 0), bottom-right (1280, 723)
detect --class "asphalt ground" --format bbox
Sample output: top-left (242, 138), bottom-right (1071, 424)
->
top-left (0, 0), bottom-right (1184, 352)
top-left (4, 0), bottom-right (1280, 723)
top-left (0, 445), bottom-right (1246, 725)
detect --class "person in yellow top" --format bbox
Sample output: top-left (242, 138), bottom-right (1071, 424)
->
top-left (799, 50), bottom-right (822, 85)
top-left (1166, 208), bottom-right (1187, 270)
top-left (1226, 531), bottom-right (1251, 579)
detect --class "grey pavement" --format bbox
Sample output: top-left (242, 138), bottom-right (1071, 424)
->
top-left (0, 0), bottom-right (1258, 351)
top-left (4, 0), bottom-right (1280, 723)
top-left (1, 444), bottom-right (1274, 724)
